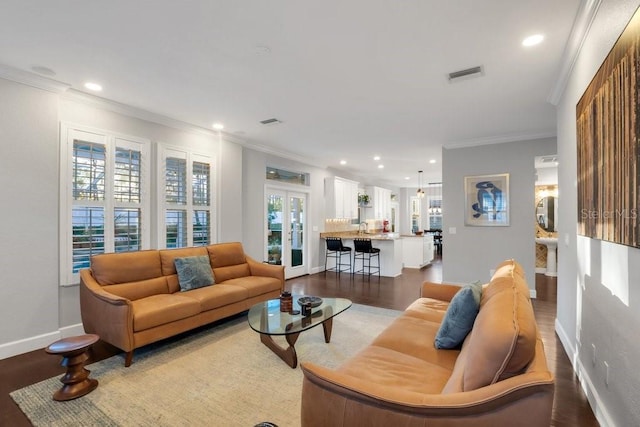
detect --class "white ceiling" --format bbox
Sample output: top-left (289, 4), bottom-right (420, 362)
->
top-left (0, 1), bottom-right (581, 188)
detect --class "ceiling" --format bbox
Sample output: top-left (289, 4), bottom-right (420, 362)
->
top-left (0, 1), bottom-right (581, 188)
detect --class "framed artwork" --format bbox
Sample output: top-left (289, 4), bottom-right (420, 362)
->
top-left (576, 5), bottom-right (640, 247)
top-left (464, 173), bottom-right (509, 226)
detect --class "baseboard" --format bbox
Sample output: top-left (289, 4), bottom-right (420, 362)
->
top-left (310, 266), bottom-right (324, 275)
top-left (555, 319), bottom-right (615, 427)
top-left (529, 289), bottom-right (537, 299)
top-left (535, 267), bottom-right (546, 274)
top-left (0, 323), bottom-right (85, 360)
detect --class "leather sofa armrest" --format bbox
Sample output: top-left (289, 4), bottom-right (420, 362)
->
top-left (421, 282), bottom-right (462, 302)
top-left (246, 255), bottom-right (285, 291)
top-left (79, 269), bottom-right (134, 352)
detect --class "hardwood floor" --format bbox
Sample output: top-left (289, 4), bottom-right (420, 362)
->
top-left (0, 258), bottom-right (597, 426)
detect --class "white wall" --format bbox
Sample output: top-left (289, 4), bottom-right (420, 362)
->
top-left (556, 1), bottom-right (640, 425)
top-left (441, 138), bottom-right (556, 289)
top-left (242, 148), bottom-right (332, 272)
top-left (0, 79), bottom-right (60, 357)
top-left (0, 79), bottom-right (246, 359)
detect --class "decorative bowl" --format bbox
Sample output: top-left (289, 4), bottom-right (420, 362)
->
top-left (298, 296), bottom-right (323, 308)
top-left (414, 231), bottom-right (424, 236)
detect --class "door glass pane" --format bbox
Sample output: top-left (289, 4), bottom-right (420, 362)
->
top-left (267, 194), bottom-right (283, 265)
top-left (290, 196), bottom-right (304, 267)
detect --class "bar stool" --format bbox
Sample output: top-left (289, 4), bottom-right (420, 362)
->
top-left (352, 238), bottom-right (380, 279)
top-left (324, 237), bottom-right (352, 274)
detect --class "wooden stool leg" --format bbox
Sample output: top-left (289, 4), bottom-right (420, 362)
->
top-left (53, 348), bottom-right (98, 401)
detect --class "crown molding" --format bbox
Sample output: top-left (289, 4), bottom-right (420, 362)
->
top-left (548, 0), bottom-right (602, 106)
top-left (238, 138), bottom-right (328, 169)
top-left (60, 88), bottom-right (231, 139)
top-left (443, 131), bottom-right (556, 149)
top-left (0, 63), bottom-right (71, 93)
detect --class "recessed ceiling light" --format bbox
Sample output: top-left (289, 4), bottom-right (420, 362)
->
top-left (378, 164), bottom-right (384, 169)
top-left (373, 156), bottom-right (381, 161)
top-left (522, 34), bottom-right (544, 47)
top-left (84, 82), bottom-right (103, 92)
top-left (429, 159), bottom-right (436, 164)
top-left (212, 123), bottom-right (224, 130)
top-left (340, 160), bottom-right (347, 165)
top-left (405, 177), bottom-right (410, 180)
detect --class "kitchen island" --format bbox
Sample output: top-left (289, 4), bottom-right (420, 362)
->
top-left (320, 231), bottom-right (403, 277)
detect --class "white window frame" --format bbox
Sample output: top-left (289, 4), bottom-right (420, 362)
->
top-left (59, 123), bottom-right (151, 286)
top-left (157, 145), bottom-right (216, 248)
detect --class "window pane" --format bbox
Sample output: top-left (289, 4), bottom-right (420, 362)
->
top-left (193, 161), bottom-right (210, 206)
top-left (266, 166), bottom-right (309, 186)
top-left (115, 148), bottom-right (141, 203)
top-left (73, 141), bottom-right (105, 201)
top-left (166, 209), bottom-right (187, 248)
top-left (115, 208), bottom-right (141, 252)
top-left (166, 157), bottom-right (187, 204)
top-left (193, 210), bottom-right (210, 246)
top-left (72, 207), bottom-right (104, 272)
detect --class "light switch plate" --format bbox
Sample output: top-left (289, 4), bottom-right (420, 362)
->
top-left (449, 227), bottom-right (457, 234)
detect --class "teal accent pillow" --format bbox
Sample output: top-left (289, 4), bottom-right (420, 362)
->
top-left (434, 282), bottom-right (482, 349)
top-left (174, 256), bottom-right (215, 291)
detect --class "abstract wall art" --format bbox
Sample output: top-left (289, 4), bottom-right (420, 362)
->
top-left (464, 173), bottom-right (509, 226)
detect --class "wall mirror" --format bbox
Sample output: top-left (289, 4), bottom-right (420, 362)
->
top-left (536, 196), bottom-right (557, 232)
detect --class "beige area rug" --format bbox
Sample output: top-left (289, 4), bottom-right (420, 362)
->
top-left (11, 304), bottom-right (400, 427)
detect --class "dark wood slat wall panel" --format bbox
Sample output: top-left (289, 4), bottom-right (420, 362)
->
top-left (577, 8), bottom-right (640, 247)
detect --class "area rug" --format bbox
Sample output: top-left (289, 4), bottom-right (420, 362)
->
top-left (11, 304), bottom-right (400, 427)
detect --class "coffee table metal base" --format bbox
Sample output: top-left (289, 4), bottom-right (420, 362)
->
top-left (260, 318), bottom-right (333, 368)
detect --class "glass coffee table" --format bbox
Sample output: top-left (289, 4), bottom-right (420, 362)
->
top-left (247, 296), bottom-right (352, 368)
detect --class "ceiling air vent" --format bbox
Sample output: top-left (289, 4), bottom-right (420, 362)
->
top-left (448, 66), bottom-right (484, 82)
top-left (260, 118), bottom-right (282, 125)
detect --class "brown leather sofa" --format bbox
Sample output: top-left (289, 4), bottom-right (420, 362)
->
top-left (301, 259), bottom-right (554, 426)
top-left (80, 242), bottom-right (284, 366)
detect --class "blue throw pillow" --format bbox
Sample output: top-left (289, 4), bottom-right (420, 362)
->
top-left (174, 256), bottom-right (215, 291)
top-left (434, 283), bottom-right (482, 349)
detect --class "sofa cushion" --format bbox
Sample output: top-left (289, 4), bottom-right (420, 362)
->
top-left (371, 315), bottom-right (460, 369)
top-left (207, 242), bottom-right (247, 268)
top-left (458, 284), bottom-right (537, 391)
top-left (160, 247), bottom-right (209, 276)
top-left (103, 277), bottom-right (169, 301)
top-left (221, 276), bottom-right (281, 297)
top-left (181, 284), bottom-right (248, 311)
top-left (434, 283), bottom-right (481, 349)
top-left (213, 263), bottom-right (251, 283)
top-left (175, 255), bottom-right (215, 291)
top-left (91, 250), bottom-right (162, 285)
top-left (337, 345), bottom-right (452, 395)
top-left (131, 294), bottom-right (201, 332)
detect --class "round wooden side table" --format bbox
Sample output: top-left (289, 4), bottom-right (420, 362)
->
top-left (45, 334), bottom-right (99, 401)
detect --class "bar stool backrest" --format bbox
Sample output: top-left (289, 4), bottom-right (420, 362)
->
top-left (353, 238), bottom-right (373, 253)
top-left (326, 237), bottom-right (346, 251)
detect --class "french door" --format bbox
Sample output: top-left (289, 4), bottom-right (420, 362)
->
top-left (266, 189), bottom-right (307, 279)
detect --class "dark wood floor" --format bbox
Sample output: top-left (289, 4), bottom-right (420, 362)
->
top-left (0, 258), bottom-right (597, 426)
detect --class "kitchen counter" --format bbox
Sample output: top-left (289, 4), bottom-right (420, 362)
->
top-left (320, 231), bottom-right (401, 240)
top-left (320, 231), bottom-right (402, 277)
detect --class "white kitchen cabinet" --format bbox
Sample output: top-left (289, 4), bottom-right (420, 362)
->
top-left (326, 177), bottom-right (359, 219)
top-left (366, 186), bottom-right (392, 220)
top-left (402, 235), bottom-right (434, 268)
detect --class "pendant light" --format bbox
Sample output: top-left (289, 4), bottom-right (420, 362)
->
top-left (417, 171), bottom-right (425, 198)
